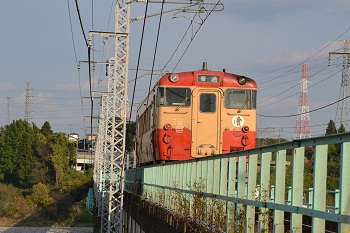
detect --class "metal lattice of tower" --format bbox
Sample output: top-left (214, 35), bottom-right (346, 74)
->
top-left (7, 97), bottom-right (10, 125)
top-left (93, 2), bottom-right (130, 233)
top-left (24, 81), bottom-right (33, 123)
top-left (335, 40), bottom-right (350, 129)
top-left (295, 64), bottom-right (311, 139)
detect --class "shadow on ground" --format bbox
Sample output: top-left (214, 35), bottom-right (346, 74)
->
top-left (1, 181), bottom-right (93, 233)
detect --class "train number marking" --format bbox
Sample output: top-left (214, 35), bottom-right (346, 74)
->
top-left (173, 118), bottom-right (184, 133)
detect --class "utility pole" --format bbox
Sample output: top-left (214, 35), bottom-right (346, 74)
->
top-left (24, 81), bottom-right (33, 123)
top-left (294, 64), bottom-right (311, 139)
top-left (329, 40), bottom-right (350, 130)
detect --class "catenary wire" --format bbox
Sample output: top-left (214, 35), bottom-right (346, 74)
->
top-left (160, 11), bottom-right (198, 73)
top-left (74, 0), bottom-right (94, 138)
top-left (171, 1), bottom-right (221, 72)
top-left (145, 0), bottom-right (166, 105)
top-left (131, 0), bottom-right (167, 151)
top-left (67, 0), bottom-right (87, 134)
top-left (128, 0), bottom-right (150, 125)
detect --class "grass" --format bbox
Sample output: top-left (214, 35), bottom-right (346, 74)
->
top-left (74, 209), bottom-right (93, 227)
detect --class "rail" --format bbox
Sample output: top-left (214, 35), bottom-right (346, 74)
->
top-left (124, 132), bottom-right (350, 232)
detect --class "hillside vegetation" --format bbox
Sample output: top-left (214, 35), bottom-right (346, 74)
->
top-left (0, 120), bottom-right (92, 226)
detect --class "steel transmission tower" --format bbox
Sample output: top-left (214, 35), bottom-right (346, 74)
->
top-left (295, 64), bottom-right (311, 139)
top-left (24, 81), bottom-right (33, 123)
top-left (335, 40), bottom-right (350, 129)
top-left (92, 2), bottom-right (130, 232)
top-left (7, 97), bottom-right (10, 125)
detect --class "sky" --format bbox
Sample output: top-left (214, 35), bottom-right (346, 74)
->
top-left (1, 0), bottom-right (350, 140)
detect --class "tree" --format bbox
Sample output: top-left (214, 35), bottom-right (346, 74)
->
top-left (49, 132), bottom-right (77, 187)
top-left (30, 182), bottom-right (54, 206)
top-left (40, 121), bottom-right (53, 138)
top-left (0, 120), bottom-right (39, 186)
top-left (325, 119), bottom-right (337, 135)
top-left (0, 119), bottom-right (83, 190)
top-left (17, 131), bottom-right (36, 187)
top-left (126, 121), bottom-right (136, 152)
top-left (325, 120), bottom-right (341, 158)
top-left (338, 123), bottom-right (346, 133)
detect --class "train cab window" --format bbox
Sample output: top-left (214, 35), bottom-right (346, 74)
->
top-left (157, 87), bottom-right (191, 107)
top-left (224, 89), bottom-right (257, 109)
top-left (200, 93), bottom-right (216, 113)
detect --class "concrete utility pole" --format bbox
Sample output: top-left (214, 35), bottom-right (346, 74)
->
top-left (24, 81), bottom-right (33, 123)
top-left (92, 1), bottom-right (224, 232)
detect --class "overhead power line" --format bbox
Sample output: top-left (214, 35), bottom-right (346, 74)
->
top-left (258, 93), bottom-right (350, 118)
top-left (260, 26), bottom-right (350, 86)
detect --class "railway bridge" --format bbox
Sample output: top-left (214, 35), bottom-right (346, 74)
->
top-left (92, 132), bottom-right (350, 232)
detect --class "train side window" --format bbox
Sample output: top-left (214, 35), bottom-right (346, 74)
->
top-left (251, 90), bottom-right (257, 109)
top-left (200, 93), bottom-right (216, 113)
top-left (157, 87), bottom-right (165, 106)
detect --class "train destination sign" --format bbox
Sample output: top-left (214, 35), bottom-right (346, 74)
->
top-left (197, 75), bottom-right (220, 83)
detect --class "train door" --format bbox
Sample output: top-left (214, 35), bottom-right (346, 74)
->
top-left (191, 89), bottom-right (222, 157)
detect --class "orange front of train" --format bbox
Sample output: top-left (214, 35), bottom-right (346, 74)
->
top-left (149, 63), bottom-right (257, 163)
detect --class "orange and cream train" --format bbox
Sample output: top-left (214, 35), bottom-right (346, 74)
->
top-left (136, 62), bottom-right (257, 165)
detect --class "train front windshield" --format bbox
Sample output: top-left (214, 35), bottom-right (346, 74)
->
top-left (157, 87), bottom-right (191, 107)
top-left (224, 89), bottom-right (257, 109)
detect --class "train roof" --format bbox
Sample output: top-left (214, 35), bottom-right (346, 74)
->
top-left (158, 69), bottom-right (257, 88)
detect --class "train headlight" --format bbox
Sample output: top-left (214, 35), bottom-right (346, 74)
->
top-left (242, 126), bottom-right (249, 133)
top-left (238, 76), bottom-right (247, 85)
top-left (164, 123), bottom-right (172, 130)
top-left (169, 74), bottom-right (179, 83)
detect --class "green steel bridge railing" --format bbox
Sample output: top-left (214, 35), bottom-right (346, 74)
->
top-left (125, 132), bottom-right (350, 232)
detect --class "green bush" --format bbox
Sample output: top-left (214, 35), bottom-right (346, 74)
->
top-left (30, 182), bottom-right (54, 207)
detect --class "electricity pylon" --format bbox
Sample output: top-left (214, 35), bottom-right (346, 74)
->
top-left (294, 64), bottom-right (311, 139)
top-left (333, 40), bottom-right (350, 129)
top-left (24, 81), bottom-right (33, 123)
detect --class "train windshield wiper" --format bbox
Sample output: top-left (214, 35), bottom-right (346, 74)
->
top-left (237, 93), bottom-right (249, 113)
top-left (175, 90), bottom-right (188, 111)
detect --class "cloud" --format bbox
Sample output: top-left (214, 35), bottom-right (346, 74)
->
top-left (224, 0), bottom-right (350, 21)
top-left (255, 40), bottom-right (344, 65)
top-left (55, 82), bottom-right (90, 92)
top-left (0, 82), bottom-right (16, 90)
